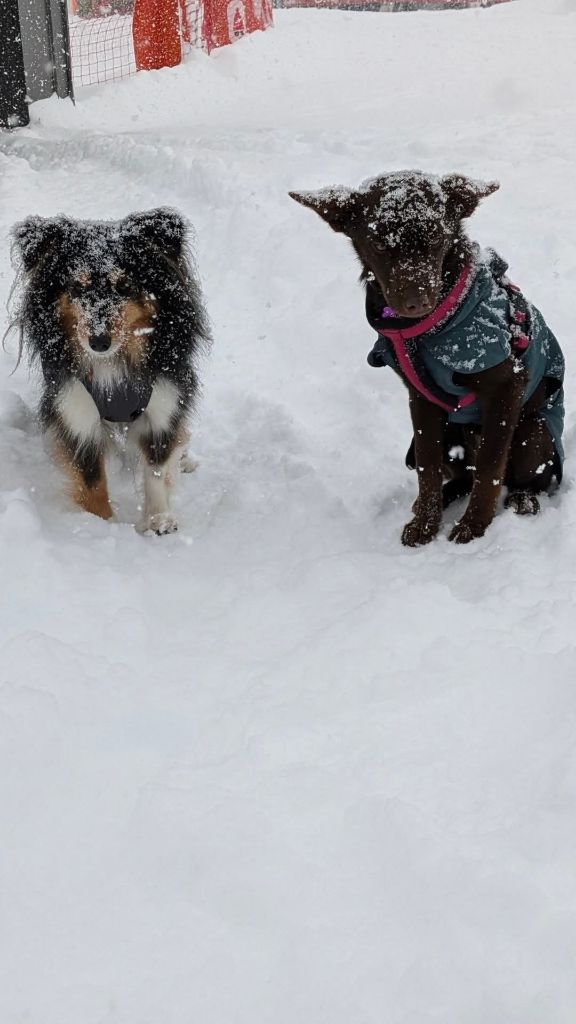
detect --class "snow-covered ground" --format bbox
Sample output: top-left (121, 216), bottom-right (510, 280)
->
top-left (2, 2), bottom-right (576, 1021)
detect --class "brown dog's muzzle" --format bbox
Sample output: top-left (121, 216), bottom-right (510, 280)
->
top-left (381, 261), bottom-right (442, 319)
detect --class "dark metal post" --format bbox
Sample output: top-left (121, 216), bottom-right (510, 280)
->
top-left (48, 0), bottom-right (74, 100)
top-left (0, 0), bottom-right (30, 129)
top-left (17, 0), bottom-right (74, 104)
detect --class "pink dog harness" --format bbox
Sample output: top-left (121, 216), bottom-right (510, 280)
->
top-left (370, 256), bottom-right (531, 413)
top-left (377, 265), bottom-right (477, 413)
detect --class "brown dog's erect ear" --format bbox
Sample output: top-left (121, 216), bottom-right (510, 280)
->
top-left (440, 174), bottom-right (500, 219)
top-left (289, 187), bottom-right (358, 234)
top-left (12, 216), bottom-right (66, 273)
top-left (123, 207), bottom-right (188, 259)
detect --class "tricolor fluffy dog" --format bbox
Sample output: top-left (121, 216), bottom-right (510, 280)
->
top-left (290, 172), bottom-right (565, 546)
top-left (10, 208), bottom-right (209, 534)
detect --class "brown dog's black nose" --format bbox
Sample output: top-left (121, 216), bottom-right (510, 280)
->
top-left (403, 294), bottom-right (436, 318)
top-left (89, 335), bottom-right (111, 352)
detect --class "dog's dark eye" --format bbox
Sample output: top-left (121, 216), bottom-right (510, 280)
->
top-left (115, 277), bottom-right (134, 297)
top-left (372, 241), bottom-right (388, 254)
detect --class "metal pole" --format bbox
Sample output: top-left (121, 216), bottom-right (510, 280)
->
top-left (47, 0), bottom-right (74, 100)
top-left (0, 0), bottom-right (30, 129)
top-left (17, 0), bottom-right (74, 104)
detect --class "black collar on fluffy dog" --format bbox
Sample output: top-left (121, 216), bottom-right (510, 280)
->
top-left (9, 207), bottom-right (210, 425)
top-left (84, 376), bottom-right (154, 422)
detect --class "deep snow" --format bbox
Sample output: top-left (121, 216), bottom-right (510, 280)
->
top-left (2, 2), bottom-right (576, 1021)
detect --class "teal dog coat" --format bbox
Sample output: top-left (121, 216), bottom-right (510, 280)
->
top-left (366, 249), bottom-right (565, 470)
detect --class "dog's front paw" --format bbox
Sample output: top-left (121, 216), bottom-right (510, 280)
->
top-left (137, 512), bottom-right (179, 536)
top-left (448, 516), bottom-right (487, 544)
top-left (401, 515), bottom-right (440, 547)
top-left (505, 491), bottom-right (540, 516)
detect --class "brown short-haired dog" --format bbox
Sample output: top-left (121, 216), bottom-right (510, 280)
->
top-left (290, 172), bottom-right (564, 546)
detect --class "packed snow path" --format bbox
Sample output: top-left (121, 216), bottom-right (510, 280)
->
top-left (1, 2), bottom-right (576, 1021)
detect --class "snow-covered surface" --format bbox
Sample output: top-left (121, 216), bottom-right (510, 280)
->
top-left (2, 2), bottom-right (576, 1020)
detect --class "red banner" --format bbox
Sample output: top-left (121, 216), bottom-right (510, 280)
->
top-left (278, 0), bottom-right (510, 8)
top-left (202, 0), bottom-right (273, 52)
top-left (133, 0), bottom-right (182, 70)
top-left (132, 0), bottom-right (272, 68)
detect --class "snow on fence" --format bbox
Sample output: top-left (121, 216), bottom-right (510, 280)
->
top-left (273, 0), bottom-right (511, 9)
top-left (69, 13), bottom-right (136, 87)
top-left (68, 0), bottom-right (272, 88)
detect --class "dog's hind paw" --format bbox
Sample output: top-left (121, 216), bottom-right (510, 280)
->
top-left (137, 512), bottom-right (179, 536)
top-left (180, 451), bottom-right (199, 474)
top-left (401, 516), bottom-right (440, 547)
top-left (505, 491), bottom-right (540, 516)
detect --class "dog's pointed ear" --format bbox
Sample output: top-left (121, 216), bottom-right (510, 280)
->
top-left (440, 174), bottom-right (500, 219)
top-left (12, 216), bottom-right (66, 273)
top-left (123, 207), bottom-right (188, 258)
top-left (289, 187), bottom-right (358, 234)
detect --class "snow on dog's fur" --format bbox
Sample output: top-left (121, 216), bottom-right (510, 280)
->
top-left (9, 208), bottom-right (209, 534)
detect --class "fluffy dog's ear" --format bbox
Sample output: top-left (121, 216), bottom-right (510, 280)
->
top-left (289, 187), bottom-right (358, 234)
top-left (123, 207), bottom-right (188, 258)
top-left (12, 216), bottom-right (65, 273)
top-left (440, 174), bottom-right (500, 219)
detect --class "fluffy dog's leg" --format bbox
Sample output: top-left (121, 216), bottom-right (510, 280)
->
top-left (54, 440), bottom-right (112, 519)
top-left (50, 380), bottom-right (112, 520)
top-left (133, 379), bottom-right (189, 535)
top-left (137, 441), bottom-right (182, 534)
top-left (137, 438), bottom-right (184, 535)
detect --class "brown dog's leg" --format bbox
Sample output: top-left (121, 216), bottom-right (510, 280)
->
top-left (402, 389), bottom-right (447, 547)
top-left (505, 389), bottom-right (555, 515)
top-left (442, 428), bottom-right (475, 509)
top-left (449, 359), bottom-right (527, 543)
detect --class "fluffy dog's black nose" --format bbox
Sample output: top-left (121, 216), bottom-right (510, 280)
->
top-left (89, 335), bottom-right (111, 352)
